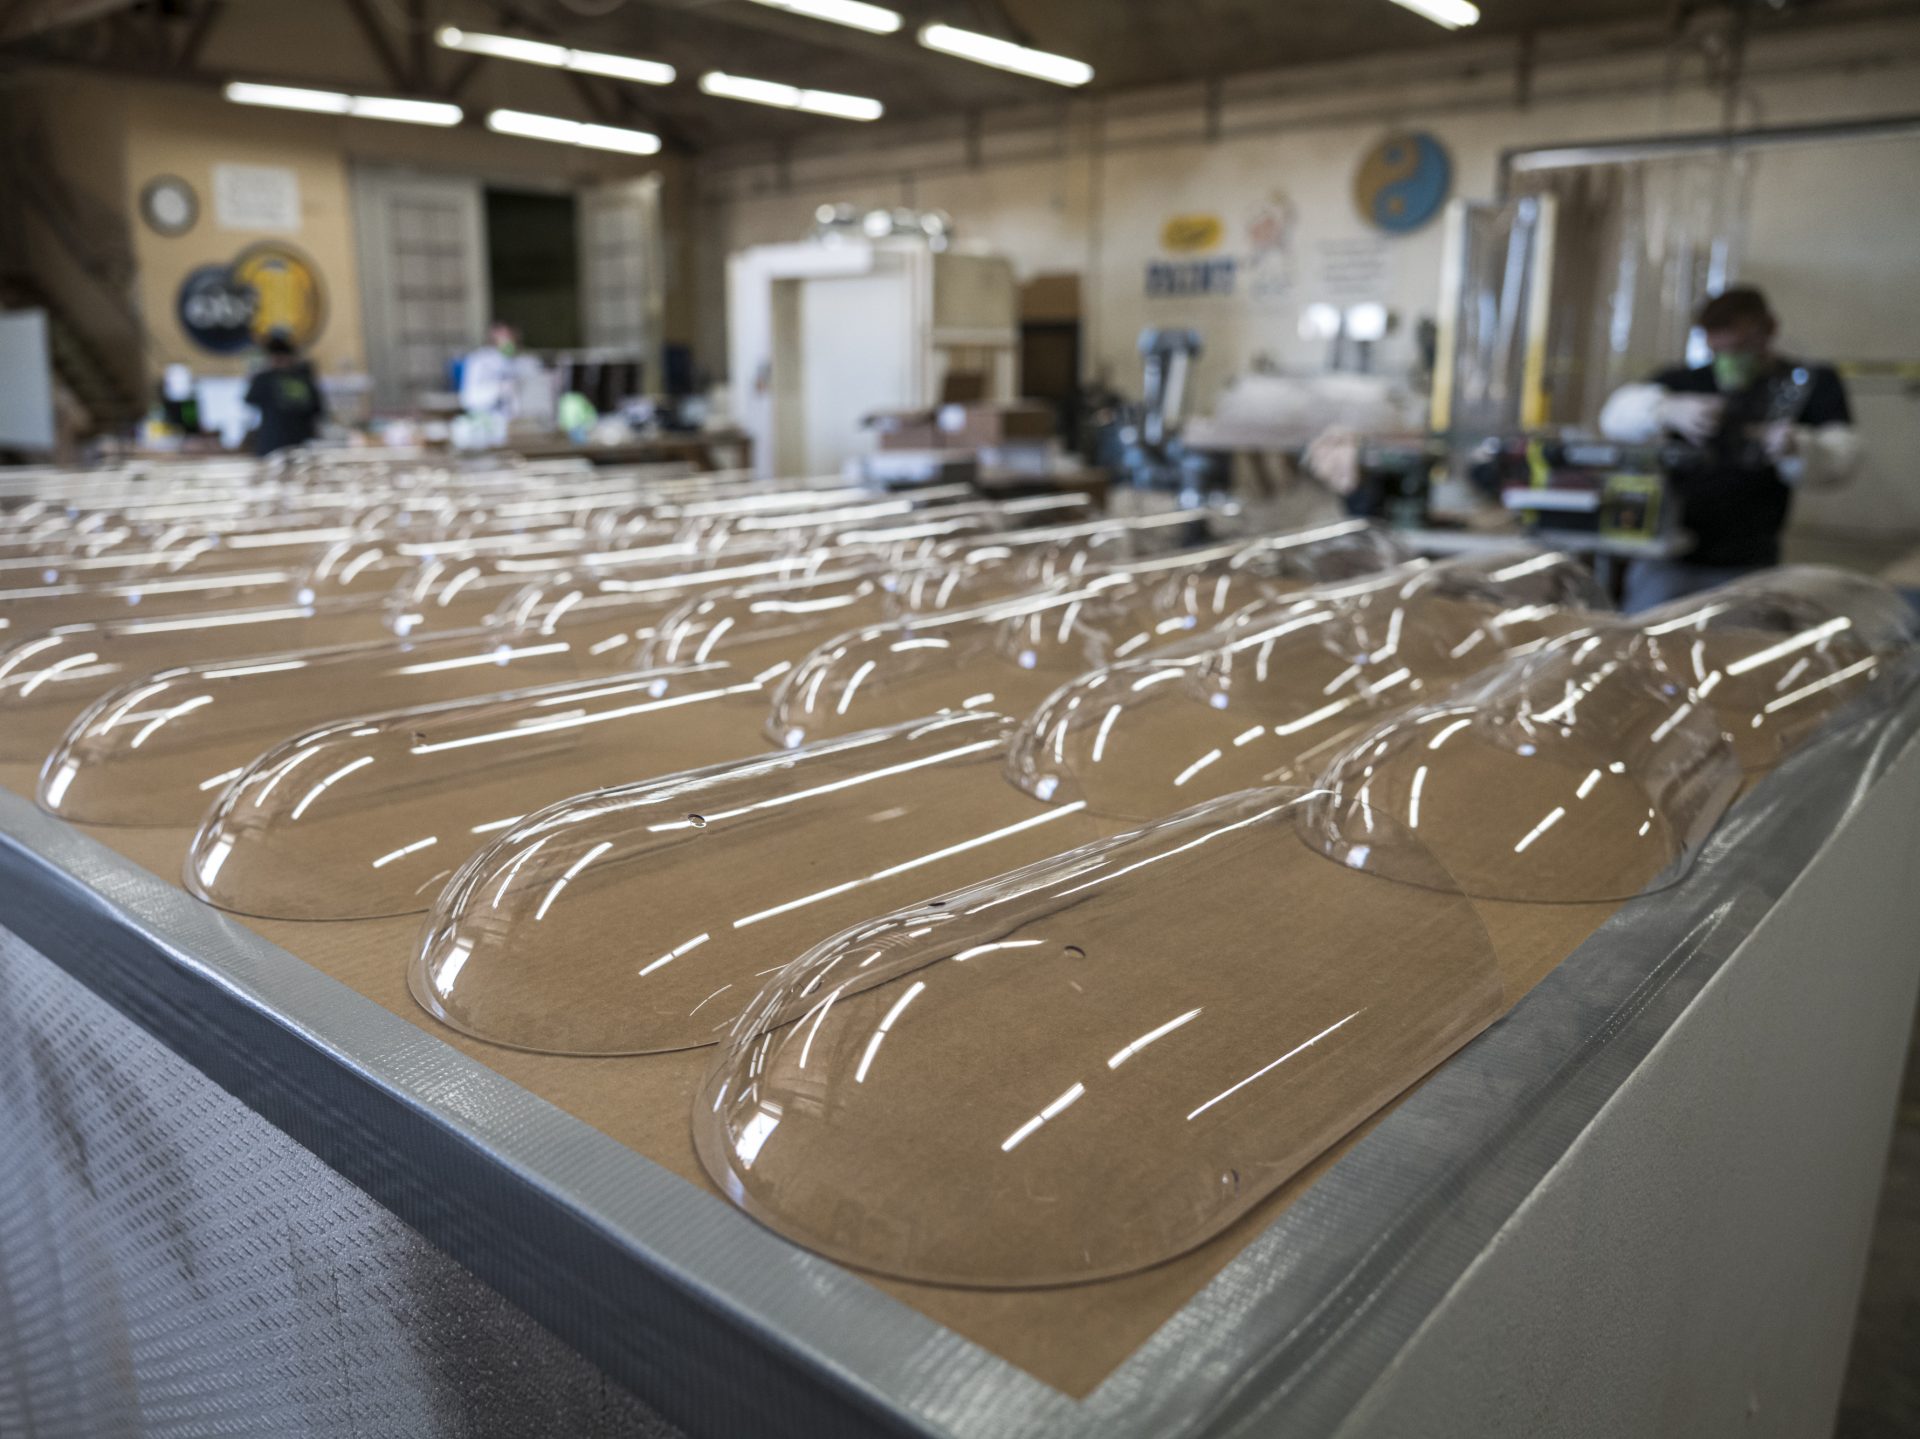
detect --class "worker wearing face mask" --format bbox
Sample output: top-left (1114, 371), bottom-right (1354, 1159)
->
top-left (1599, 285), bottom-right (1859, 610)
top-left (458, 322), bottom-right (551, 441)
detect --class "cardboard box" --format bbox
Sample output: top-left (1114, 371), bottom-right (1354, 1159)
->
top-left (935, 401), bottom-right (1056, 449)
top-left (866, 408), bottom-right (942, 452)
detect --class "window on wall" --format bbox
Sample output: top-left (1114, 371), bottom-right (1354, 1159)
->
top-left (483, 189), bottom-right (582, 351)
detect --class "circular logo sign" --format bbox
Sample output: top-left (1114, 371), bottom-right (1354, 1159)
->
top-left (1353, 132), bottom-right (1452, 234)
top-left (232, 243), bottom-right (326, 349)
top-left (174, 243), bottom-right (326, 355)
top-left (176, 263), bottom-right (258, 353)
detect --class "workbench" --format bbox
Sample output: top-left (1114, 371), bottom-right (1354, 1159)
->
top-left (2, 676), bottom-right (1917, 1438)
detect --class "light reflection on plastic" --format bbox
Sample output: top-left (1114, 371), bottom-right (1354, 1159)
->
top-left (854, 979), bottom-right (926, 1083)
top-left (1185, 1010), bottom-right (1363, 1122)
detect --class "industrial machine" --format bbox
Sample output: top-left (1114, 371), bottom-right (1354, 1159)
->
top-left (1109, 327), bottom-right (1230, 507)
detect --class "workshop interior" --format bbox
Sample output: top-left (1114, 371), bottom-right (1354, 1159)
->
top-left (2, 1), bottom-right (1919, 1436)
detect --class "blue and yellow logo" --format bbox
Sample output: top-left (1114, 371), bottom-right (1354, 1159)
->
top-left (176, 241), bottom-right (326, 355)
top-left (1353, 132), bottom-right (1451, 234)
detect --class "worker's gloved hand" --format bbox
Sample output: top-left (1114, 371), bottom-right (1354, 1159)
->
top-left (1759, 420), bottom-right (1798, 462)
top-left (1656, 392), bottom-right (1724, 445)
top-left (1303, 426), bottom-right (1362, 496)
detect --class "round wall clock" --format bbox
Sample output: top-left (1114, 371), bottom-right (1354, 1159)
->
top-left (141, 176), bottom-right (200, 237)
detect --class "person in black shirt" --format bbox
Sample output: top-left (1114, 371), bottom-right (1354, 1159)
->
top-left (243, 333), bottom-right (328, 457)
top-left (1599, 286), bottom-right (1859, 610)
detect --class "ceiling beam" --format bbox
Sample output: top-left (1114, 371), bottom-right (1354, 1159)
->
top-left (175, 0), bottom-right (225, 72)
top-left (406, 0), bottom-right (429, 89)
top-left (0, 0), bottom-right (138, 44)
top-left (966, 0), bottom-right (1036, 49)
top-left (441, 49), bottom-right (488, 98)
top-left (338, 0), bottom-right (413, 92)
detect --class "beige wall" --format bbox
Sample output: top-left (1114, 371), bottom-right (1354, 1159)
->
top-left (700, 16), bottom-right (1920, 536)
top-left (124, 87), bottom-right (369, 378)
top-left (117, 85), bottom-right (686, 382)
top-left (16, 0), bottom-right (685, 391)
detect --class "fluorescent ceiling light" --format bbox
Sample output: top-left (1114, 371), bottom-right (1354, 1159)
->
top-left (349, 96), bottom-right (464, 126)
top-left (224, 82), bottom-right (462, 126)
top-left (742, 0), bottom-right (902, 35)
top-left (1384, 0), bottom-right (1480, 29)
top-left (224, 82), bottom-right (350, 114)
top-left (698, 71), bottom-right (883, 121)
top-left (436, 26), bottom-right (675, 86)
top-left (916, 23), bottom-right (1092, 86)
top-left (565, 51), bottom-right (679, 85)
top-left (436, 27), bottom-right (567, 66)
top-left (486, 108), bottom-right (662, 155)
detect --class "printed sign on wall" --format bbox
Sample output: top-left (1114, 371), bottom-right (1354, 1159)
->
top-left (1244, 190), bottom-right (1298, 302)
top-left (1147, 210), bottom-right (1236, 297)
top-left (1159, 213), bottom-right (1225, 254)
top-left (212, 163), bottom-right (302, 232)
top-left (1145, 258), bottom-right (1237, 298)
top-left (176, 242), bottom-right (326, 354)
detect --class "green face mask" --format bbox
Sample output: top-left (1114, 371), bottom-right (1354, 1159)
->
top-left (497, 341), bottom-right (518, 358)
top-left (1712, 351), bottom-right (1760, 393)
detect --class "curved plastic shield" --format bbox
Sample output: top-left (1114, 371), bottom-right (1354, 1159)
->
top-left (297, 541), bottom-right (421, 603)
top-left (37, 617), bottom-right (642, 827)
top-left (1323, 547), bottom-right (1602, 670)
top-left (187, 663), bottom-right (774, 920)
top-left (1007, 606), bottom-right (1374, 817)
top-left (1007, 550), bottom-right (1601, 818)
top-left (766, 587), bottom-right (1132, 748)
top-left (1633, 565), bottom-right (1918, 771)
top-left (413, 712), bottom-right (1115, 1055)
top-left (692, 787), bottom-right (1504, 1287)
top-left (913, 509), bottom-right (1220, 597)
top-left (1297, 632), bottom-right (1743, 902)
top-left (0, 522), bottom-right (362, 587)
top-left (490, 550), bottom-right (874, 637)
top-left (0, 596), bottom-right (392, 763)
top-left (641, 570), bottom-right (904, 676)
top-left (883, 561), bottom-right (1045, 616)
top-left (380, 541), bottom-right (718, 634)
top-left (0, 570), bottom-right (302, 644)
top-left (684, 494), bottom-right (980, 552)
top-left (769, 524), bottom-right (1410, 746)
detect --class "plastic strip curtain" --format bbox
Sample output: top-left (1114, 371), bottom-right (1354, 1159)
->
top-left (1512, 148), bottom-right (1752, 424)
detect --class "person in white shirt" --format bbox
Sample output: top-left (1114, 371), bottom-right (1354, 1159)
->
top-left (459, 323), bottom-right (549, 427)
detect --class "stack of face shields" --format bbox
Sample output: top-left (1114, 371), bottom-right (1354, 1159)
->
top-left (12, 470), bottom-right (1126, 826)
top-left (682, 566), bottom-right (1913, 1283)
top-left (184, 519), bottom-right (1400, 923)
top-left (7, 450), bottom-right (1913, 1293)
top-left (408, 546), bottom-right (1576, 1059)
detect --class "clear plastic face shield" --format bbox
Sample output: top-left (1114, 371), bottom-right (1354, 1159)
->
top-left (1297, 630), bottom-right (1744, 903)
top-left (410, 712), bottom-right (1115, 1055)
top-left (186, 663), bottom-right (771, 921)
top-left (1632, 566), bottom-right (1919, 772)
top-left (768, 524), bottom-right (1410, 748)
top-left (1006, 550), bottom-right (1604, 822)
top-left (693, 787), bottom-right (1504, 1286)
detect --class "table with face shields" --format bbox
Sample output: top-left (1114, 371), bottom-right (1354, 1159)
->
top-left (2, 451), bottom-right (1918, 1439)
